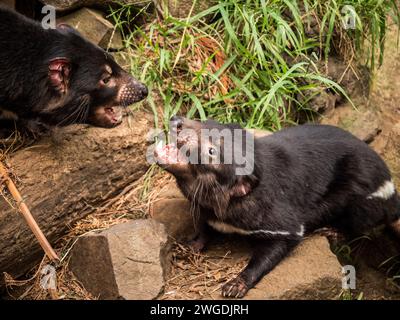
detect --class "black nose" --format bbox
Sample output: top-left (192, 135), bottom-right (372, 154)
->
top-left (170, 116), bottom-right (183, 130)
top-left (139, 83), bottom-right (148, 98)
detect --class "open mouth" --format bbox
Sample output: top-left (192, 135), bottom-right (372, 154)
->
top-left (154, 141), bottom-right (188, 165)
top-left (89, 105), bottom-right (126, 128)
top-left (104, 106), bottom-right (123, 124)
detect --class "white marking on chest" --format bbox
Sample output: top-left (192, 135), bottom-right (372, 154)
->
top-left (207, 220), bottom-right (304, 238)
top-left (367, 180), bottom-right (395, 200)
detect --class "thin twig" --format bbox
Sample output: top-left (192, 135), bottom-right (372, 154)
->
top-left (0, 160), bottom-right (59, 261)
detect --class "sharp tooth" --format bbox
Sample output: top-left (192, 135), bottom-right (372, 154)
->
top-left (156, 140), bottom-right (164, 149)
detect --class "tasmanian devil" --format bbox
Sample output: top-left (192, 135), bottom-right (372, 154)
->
top-left (0, 5), bottom-right (148, 131)
top-left (154, 116), bottom-right (400, 298)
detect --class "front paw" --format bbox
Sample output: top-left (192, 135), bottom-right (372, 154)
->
top-left (221, 276), bottom-right (249, 298)
top-left (16, 118), bottom-right (51, 139)
top-left (185, 237), bottom-right (206, 253)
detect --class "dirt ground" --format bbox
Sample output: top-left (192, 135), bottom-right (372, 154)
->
top-left (2, 23), bottom-right (400, 301)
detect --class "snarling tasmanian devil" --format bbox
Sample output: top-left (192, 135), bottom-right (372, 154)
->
top-left (154, 116), bottom-right (400, 298)
top-left (0, 5), bottom-right (148, 133)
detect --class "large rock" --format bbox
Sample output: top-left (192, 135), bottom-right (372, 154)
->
top-left (244, 236), bottom-right (342, 299)
top-left (208, 236), bottom-right (342, 300)
top-left (57, 8), bottom-right (123, 50)
top-left (150, 183), bottom-right (194, 241)
top-left (40, 0), bottom-right (151, 11)
top-left (69, 219), bottom-right (170, 300)
top-left (154, 0), bottom-right (217, 19)
top-left (320, 102), bottom-right (382, 143)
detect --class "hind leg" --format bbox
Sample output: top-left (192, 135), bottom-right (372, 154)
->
top-left (332, 193), bottom-right (400, 237)
top-left (390, 219), bottom-right (400, 236)
top-left (185, 216), bottom-right (212, 253)
top-left (186, 228), bottom-right (209, 253)
top-left (380, 193), bottom-right (400, 237)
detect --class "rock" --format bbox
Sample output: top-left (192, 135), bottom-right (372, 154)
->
top-left (246, 128), bottom-right (272, 139)
top-left (69, 219), bottom-right (170, 300)
top-left (322, 57), bottom-right (370, 98)
top-left (297, 86), bottom-right (339, 114)
top-left (57, 8), bottom-right (123, 50)
top-left (154, 0), bottom-right (217, 19)
top-left (320, 103), bottom-right (382, 143)
top-left (211, 236), bottom-right (342, 300)
top-left (246, 236), bottom-right (342, 300)
top-left (150, 183), bottom-right (195, 241)
top-left (40, 0), bottom-right (151, 11)
top-left (111, 51), bottom-right (132, 71)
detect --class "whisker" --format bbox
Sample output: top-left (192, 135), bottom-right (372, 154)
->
top-left (56, 96), bottom-right (90, 126)
top-left (190, 178), bottom-right (203, 230)
top-left (56, 103), bottom-right (83, 126)
top-left (77, 96), bottom-right (90, 123)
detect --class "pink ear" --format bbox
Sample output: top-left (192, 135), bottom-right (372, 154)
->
top-left (230, 181), bottom-right (252, 198)
top-left (57, 23), bottom-right (74, 32)
top-left (229, 174), bottom-right (259, 198)
top-left (48, 57), bottom-right (71, 94)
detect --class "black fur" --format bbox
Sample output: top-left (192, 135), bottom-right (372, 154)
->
top-left (155, 117), bottom-right (400, 298)
top-left (0, 5), bottom-right (148, 132)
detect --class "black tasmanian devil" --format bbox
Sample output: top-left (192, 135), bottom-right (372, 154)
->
top-left (154, 116), bottom-right (400, 298)
top-left (0, 5), bottom-right (148, 131)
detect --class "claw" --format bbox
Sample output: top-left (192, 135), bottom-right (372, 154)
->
top-left (221, 276), bottom-right (249, 298)
top-left (226, 285), bottom-right (234, 296)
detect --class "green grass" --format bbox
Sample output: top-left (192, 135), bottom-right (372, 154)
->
top-left (378, 254), bottom-right (400, 287)
top-left (339, 289), bottom-right (364, 300)
top-left (333, 234), bottom-right (372, 264)
top-left (109, 0), bottom-right (399, 131)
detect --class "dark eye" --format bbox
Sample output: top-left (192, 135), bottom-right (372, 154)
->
top-left (208, 147), bottom-right (217, 156)
top-left (102, 75), bottom-right (111, 85)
